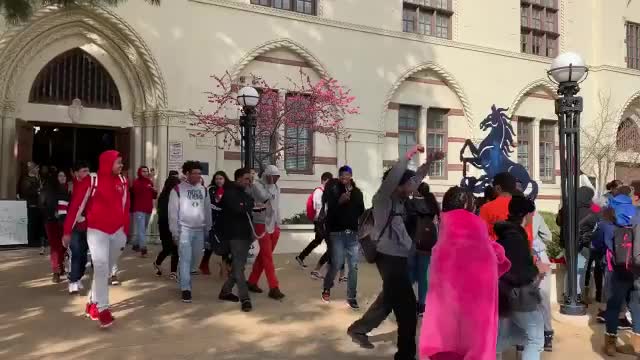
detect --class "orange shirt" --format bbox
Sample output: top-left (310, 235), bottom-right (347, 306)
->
top-left (479, 195), bottom-right (533, 246)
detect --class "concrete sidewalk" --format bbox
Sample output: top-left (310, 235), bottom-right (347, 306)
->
top-left (0, 247), bottom-right (633, 359)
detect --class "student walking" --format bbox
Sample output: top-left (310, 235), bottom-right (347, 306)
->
top-left (168, 161), bottom-right (212, 303)
top-left (42, 170), bottom-right (70, 283)
top-left (131, 166), bottom-right (157, 257)
top-left (219, 168), bottom-right (256, 312)
top-left (247, 165), bottom-right (285, 300)
top-left (153, 175), bottom-right (182, 279)
top-left (64, 161), bottom-right (91, 294)
top-left (321, 165), bottom-right (365, 309)
top-left (62, 150), bottom-right (130, 328)
top-left (199, 171), bottom-right (230, 276)
top-left (531, 211), bottom-right (555, 351)
top-left (296, 172), bottom-right (333, 267)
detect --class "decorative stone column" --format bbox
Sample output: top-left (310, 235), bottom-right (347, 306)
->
top-left (1, 101), bottom-right (16, 199)
top-left (418, 107), bottom-right (428, 165)
top-left (156, 111), bottom-right (169, 184)
top-left (131, 112), bottom-right (144, 176)
top-left (143, 111), bottom-right (156, 169)
top-left (531, 118), bottom-right (541, 181)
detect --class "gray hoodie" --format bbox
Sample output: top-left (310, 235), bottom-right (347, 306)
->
top-left (168, 181), bottom-right (212, 237)
top-left (373, 156), bottom-right (430, 258)
top-left (532, 211), bottom-right (551, 264)
top-left (250, 165), bottom-right (281, 233)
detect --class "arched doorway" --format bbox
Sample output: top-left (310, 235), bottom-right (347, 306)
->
top-left (0, 4), bottom-right (167, 198)
top-left (615, 117), bottom-right (640, 184)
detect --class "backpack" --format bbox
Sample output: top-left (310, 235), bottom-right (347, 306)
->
top-left (306, 187), bottom-right (323, 221)
top-left (357, 208), bottom-right (393, 263)
top-left (612, 225), bottom-right (640, 271)
top-left (414, 215), bottom-right (438, 253)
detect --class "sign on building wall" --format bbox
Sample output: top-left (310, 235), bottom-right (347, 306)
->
top-left (0, 201), bottom-right (27, 245)
top-left (168, 141), bottom-right (183, 173)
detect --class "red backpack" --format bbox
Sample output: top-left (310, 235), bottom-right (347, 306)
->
top-left (306, 187), bottom-right (323, 221)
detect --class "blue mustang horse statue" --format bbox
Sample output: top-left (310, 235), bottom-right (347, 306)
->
top-left (459, 105), bottom-right (539, 200)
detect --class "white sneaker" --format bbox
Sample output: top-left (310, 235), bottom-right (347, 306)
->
top-left (68, 282), bottom-right (79, 295)
top-left (77, 280), bottom-right (84, 290)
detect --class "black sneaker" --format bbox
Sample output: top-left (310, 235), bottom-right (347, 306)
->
top-left (347, 298), bottom-right (360, 310)
top-left (241, 299), bottom-right (253, 312)
top-left (247, 282), bottom-right (264, 294)
top-left (132, 245), bottom-right (140, 252)
top-left (52, 273), bottom-right (61, 284)
top-left (268, 288), bottom-right (285, 301)
top-left (619, 317), bottom-right (632, 330)
top-left (182, 290), bottom-right (192, 303)
top-left (544, 331), bottom-right (553, 352)
top-left (153, 262), bottom-right (162, 277)
top-left (109, 275), bottom-right (120, 286)
top-left (347, 328), bottom-right (375, 349)
top-left (219, 292), bottom-right (240, 303)
top-left (295, 256), bottom-right (307, 268)
top-left (515, 345), bottom-right (524, 352)
top-left (596, 310), bottom-right (606, 323)
top-left (322, 289), bottom-right (331, 303)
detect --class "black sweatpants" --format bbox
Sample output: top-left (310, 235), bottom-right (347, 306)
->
top-left (298, 222), bottom-right (325, 261)
top-left (376, 253), bottom-right (417, 360)
top-left (155, 221), bottom-right (178, 273)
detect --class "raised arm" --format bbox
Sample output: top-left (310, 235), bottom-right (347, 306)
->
top-left (376, 146), bottom-right (424, 199)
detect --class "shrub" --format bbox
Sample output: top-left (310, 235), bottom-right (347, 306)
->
top-left (282, 211), bottom-right (313, 225)
top-left (539, 211), bottom-right (562, 260)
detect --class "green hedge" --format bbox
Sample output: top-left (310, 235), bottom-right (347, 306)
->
top-left (539, 211), bottom-right (562, 259)
top-left (282, 211), bottom-right (313, 225)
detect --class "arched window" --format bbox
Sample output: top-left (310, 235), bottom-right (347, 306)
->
top-left (29, 48), bottom-right (122, 110)
top-left (617, 118), bottom-right (640, 152)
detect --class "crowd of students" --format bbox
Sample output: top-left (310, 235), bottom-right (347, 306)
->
top-left (30, 144), bottom-right (640, 360)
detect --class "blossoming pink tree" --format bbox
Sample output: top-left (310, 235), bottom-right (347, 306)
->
top-left (193, 70), bottom-right (359, 169)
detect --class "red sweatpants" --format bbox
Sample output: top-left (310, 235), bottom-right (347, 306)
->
top-left (248, 224), bottom-right (280, 289)
top-left (45, 222), bottom-right (65, 273)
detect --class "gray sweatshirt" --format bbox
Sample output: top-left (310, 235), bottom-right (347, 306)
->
top-left (532, 211), bottom-right (551, 264)
top-left (249, 167), bottom-right (281, 233)
top-left (168, 181), bottom-right (212, 237)
top-left (374, 156), bottom-right (430, 257)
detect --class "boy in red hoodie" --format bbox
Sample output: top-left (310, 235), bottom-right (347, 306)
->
top-left (62, 150), bottom-right (130, 328)
top-left (131, 166), bottom-right (157, 257)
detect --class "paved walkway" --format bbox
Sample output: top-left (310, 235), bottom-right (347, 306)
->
top-left (0, 247), bottom-right (634, 359)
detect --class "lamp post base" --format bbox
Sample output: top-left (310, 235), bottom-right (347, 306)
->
top-left (560, 302), bottom-right (587, 316)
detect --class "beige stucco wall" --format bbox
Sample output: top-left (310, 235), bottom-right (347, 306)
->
top-left (1, 0), bottom-right (640, 217)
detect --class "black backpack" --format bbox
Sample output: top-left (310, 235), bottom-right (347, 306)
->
top-left (612, 224), bottom-right (640, 271)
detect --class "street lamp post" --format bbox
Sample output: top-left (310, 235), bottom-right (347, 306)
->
top-left (548, 52), bottom-right (589, 316)
top-left (237, 86), bottom-right (260, 170)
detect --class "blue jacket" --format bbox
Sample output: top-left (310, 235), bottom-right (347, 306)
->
top-left (609, 194), bottom-right (637, 226)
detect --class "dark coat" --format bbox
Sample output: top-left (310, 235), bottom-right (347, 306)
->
top-left (323, 180), bottom-right (365, 233)
top-left (220, 183), bottom-right (254, 241)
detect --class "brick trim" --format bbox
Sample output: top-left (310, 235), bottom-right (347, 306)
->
top-left (447, 108), bottom-right (464, 116)
top-left (254, 55), bottom-right (310, 68)
top-left (448, 137), bottom-right (466, 143)
top-left (312, 156), bottom-right (337, 165)
top-left (385, 132), bottom-right (399, 138)
top-left (526, 92), bottom-right (556, 100)
top-left (406, 77), bottom-right (447, 86)
top-left (383, 160), bottom-right (396, 167)
top-left (224, 151), bottom-right (241, 160)
top-left (282, 188), bottom-right (314, 194)
top-left (388, 102), bottom-right (400, 110)
top-left (447, 164), bottom-right (464, 171)
top-left (555, 169), bottom-right (561, 176)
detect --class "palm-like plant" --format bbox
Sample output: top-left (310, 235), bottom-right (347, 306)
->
top-left (0, 0), bottom-right (160, 23)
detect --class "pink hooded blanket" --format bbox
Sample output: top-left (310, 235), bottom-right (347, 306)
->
top-left (420, 209), bottom-right (511, 360)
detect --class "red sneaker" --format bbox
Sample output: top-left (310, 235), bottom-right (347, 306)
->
top-left (98, 309), bottom-right (115, 328)
top-left (85, 303), bottom-right (99, 321)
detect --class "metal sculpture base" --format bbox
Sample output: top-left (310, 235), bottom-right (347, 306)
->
top-left (560, 302), bottom-right (587, 316)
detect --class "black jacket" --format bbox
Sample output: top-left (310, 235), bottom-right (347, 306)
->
top-left (557, 186), bottom-right (597, 248)
top-left (209, 186), bottom-right (224, 239)
top-left (20, 175), bottom-right (40, 207)
top-left (42, 183), bottom-right (69, 223)
top-left (157, 190), bottom-right (171, 227)
top-left (405, 196), bottom-right (439, 254)
top-left (220, 183), bottom-right (254, 241)
top-left (495, 220), bottom-right (540, 316)
top-left (324, 180), bottom-right (365, 233)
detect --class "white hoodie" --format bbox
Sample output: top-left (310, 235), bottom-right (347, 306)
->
top-left (250, 165), bottom-right (281, 233)
top-left (168, 181), bottom-right (212, 237)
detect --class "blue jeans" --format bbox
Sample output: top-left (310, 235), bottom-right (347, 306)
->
top-left (68, 230), bottom-right (88, 283)
top-left (323, 230), bottom-right (358, 299)
top-left (134, 212), bottom-right (151, 249)
top-left (564, 251), bottom-right (587, 296)
top-left (497, 310), bottom-right (544, 360)
top-left (408, 253), bottom-right (430, 308)
top-left (605, 270), bottom-right (640, 334)
top-left (178, 228), bottom-right (204, 291)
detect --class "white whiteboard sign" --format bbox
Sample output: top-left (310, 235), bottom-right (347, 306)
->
top-left (168, 141), bottom-right (184, 173)
top-left (0, 201), bottom-right (28, 245)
